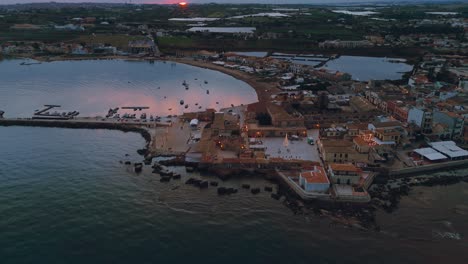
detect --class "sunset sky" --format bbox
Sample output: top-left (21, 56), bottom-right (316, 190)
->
top-left (0, 0), bottom-right (446, 5)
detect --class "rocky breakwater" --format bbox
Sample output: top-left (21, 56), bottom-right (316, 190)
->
top-left (369, 174), bottom-right (468, 213)
top-left (0, 118), bottom-right (152, 156)
top-left (152, 162), bottom-right (182, 182)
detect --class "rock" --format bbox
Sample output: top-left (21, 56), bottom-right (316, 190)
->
top-left (264, 186), bottom-right (273, 192)
top-left (251, 188), bottom-right (260, 195)
top-left (199, 181), bottom-right (209, 189)
top-left (185, 178), bottom-right (196, 185)
top-left (124, 161), bottom-right (131, 165)
top-left (227, 188), bottom-right (237, 194)
top-left (160, 176), bottom-right (171, 183)
top-left (271, 193), bottom-right (281, 200)
top-left (172, 174), bottom-right (181, 180)
top-left (125, 154), bottom-right (130, 157)
top-left (217, 187), bottom-right (228, 195)
top-left (137, 148), bottom-right (148, 156)
top-left (210, 181), bottom-right (219, 187)
top-left (241, 184), bottom-right (250, 189)
top-left (143, 159), bottom-right (152, 165)
top-left (192, 179), bottom-right (202, 187)
top-left (160, 170), bottom-right (173, 177)
top-left (134, 163), bottom-right (143, 173)
top-left (186, 166), bottom-right (195, 172)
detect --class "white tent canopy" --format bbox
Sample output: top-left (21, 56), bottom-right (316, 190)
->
top-left (190, 119), bottom-right (199, 127)
top-left (413, 148), bottom-right (447, 161)
top-left (429, 141), bottom-right (468, 159)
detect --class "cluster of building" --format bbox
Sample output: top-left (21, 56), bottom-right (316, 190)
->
top-left (0, 38), bottom-right (159, 57)
top-left (174, 48), bottom-right (468, 202)
top-left (319, 40), bottom-right (374, 49)
top-left (364, 55), bottom-right (467, 144)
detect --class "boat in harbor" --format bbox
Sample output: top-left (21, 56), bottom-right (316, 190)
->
top-left (183, 80), bottom-right (189, 90)
top-left (20, 62), bottom-right (42, 66)
top-left (140, 113), bottom-right (147, 120)
top-left (32, 105), bottom-right (79, 120)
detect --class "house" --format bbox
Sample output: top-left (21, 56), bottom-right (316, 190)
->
top-left (299, 166), bottom-right (330, 193)
top-left (267, 103), bottom-right (304, 128)
top-left (328, 163), bottom-right (362, 185)
top-left (353, 136), bottom-right (371, 154)
top-left (373, 128), bottom-right (401, 145)
top-left (318, 139), bottom-right (367, 163)
top-left (211, 112), bottom-right (240, 137)
top-left (433, 111), bottom-right (465, 140)
top-left (407, 107), bottom-right (433, 134)
top-left (128, 39), bottom-right (159, 55)
top-left (54, 24), bottom-right (84, 31)
top-left (246, 102), bottom-right (307, 138)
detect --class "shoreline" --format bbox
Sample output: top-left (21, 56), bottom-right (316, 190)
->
top-left (169, 58), bottom-right (280, 104)
top-left (13, 54), bottom-right (274, 104)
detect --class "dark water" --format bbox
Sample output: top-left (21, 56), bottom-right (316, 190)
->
top-left (0, 127), bottom-right (467, 263)
top-left (0, 59), bottom-right (257, 118)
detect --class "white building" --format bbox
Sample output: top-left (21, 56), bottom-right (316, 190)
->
top-left (299, 166), bottom-right (330, 193)
top-left (407, 107), bottom-right (433, 133)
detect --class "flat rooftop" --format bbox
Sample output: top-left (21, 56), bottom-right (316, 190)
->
top-left (413, 147), bottom-right (447, 161)
top-left (428, 141), bottom-right (468, 158)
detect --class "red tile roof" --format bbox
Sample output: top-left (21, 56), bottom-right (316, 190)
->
top-left (300, 166), bottom-right (329, 184)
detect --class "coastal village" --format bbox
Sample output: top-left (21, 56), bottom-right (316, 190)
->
top-left (1, 3), bottom-right (468, 210)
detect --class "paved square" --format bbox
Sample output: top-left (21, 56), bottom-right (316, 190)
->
top-left (261, 129), bottom-right (321, 163)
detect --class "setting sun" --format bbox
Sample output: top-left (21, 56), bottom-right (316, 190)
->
top-left (178, 2), bottom-right (188, 6)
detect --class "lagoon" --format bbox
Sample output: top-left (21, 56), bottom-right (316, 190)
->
top-left (321, 56), bottom-right (413, 81)
top-left (0, 59), bottom-right (258, 118)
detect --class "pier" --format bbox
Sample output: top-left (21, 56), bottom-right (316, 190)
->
top-left (0, 117), bottom-right (169, 155)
